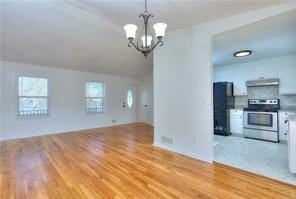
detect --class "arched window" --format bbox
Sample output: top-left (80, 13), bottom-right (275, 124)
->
top-left (127, 90), bottom-right (133, 108)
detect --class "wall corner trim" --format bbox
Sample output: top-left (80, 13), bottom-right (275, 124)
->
top-left (153, 142), bottom-right (213, 164)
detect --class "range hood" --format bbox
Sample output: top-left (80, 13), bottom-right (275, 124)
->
top-left (246, 78), bottom-right (279, 87)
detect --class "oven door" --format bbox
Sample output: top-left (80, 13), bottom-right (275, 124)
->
top-left (243, 111), bottom-right (278, 132)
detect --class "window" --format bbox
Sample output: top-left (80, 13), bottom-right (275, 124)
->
top-left (85, 82), bottom-right (105, 113)
top-left (18, 76), bottom-right (49, 116)
top-left (127, 89), bottom-right (133, 108)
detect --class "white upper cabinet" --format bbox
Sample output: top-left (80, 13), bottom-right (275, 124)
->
top-left (232, 68), bottom-right (247, 96)
top-left (279, 65), bottom-right (296, 95)
top-left (214, 65), bottom-right (278, 96)
top-left (213, 55), bottom-right (296, 96)
top-left (214, 67), bottom-right (247, 96)
top-left (232, 77), bottom-right (247, 96)
top-left (245, 66), bottom-right (278, 81)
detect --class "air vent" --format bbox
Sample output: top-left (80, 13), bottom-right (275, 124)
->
top-left (161, 136), bottom-right (174, 145)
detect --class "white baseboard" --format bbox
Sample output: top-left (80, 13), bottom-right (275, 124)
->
top-left (153, 142), bottom-right (213, 163)
top-left (137, 120), bottom-right (154, 127)
top-left (0, 122), bottom-right (137, 141)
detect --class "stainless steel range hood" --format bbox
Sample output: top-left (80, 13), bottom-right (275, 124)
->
top-left (246, 78), bottom-right (279, 87)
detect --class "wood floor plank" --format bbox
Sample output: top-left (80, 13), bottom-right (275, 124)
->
top-left (0, 123), bottom-right (295, 198)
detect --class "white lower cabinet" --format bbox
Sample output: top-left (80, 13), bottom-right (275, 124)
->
top-left (230, 109), bottom-right (244, 135)
top-left (288, 118), bottom-right (296, 173)
top-left (279, 111), bottom-right (295, 141)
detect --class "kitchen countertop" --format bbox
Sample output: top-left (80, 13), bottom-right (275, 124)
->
top-left (234, 106), bottom-right (246, 109)
top-left (280, 107), bottom-right (296, 112)
top-left (288, 115), bottom-right (296, 121)
top-left (230, 108), bottom-right (243, 110)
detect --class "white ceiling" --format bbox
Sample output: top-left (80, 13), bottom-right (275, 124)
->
top-left (0, 0), bottom-right (286, 78)
top-left (213, 9), bottom-right (296, 67)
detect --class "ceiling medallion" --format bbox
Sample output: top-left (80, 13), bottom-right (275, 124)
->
top-left (123, 0), bottom-right (167, 57)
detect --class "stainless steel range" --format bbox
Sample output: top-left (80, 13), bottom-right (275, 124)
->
top-left (243, 99), bottom-right (280, 142)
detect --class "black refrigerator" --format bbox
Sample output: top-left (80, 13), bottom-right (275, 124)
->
top-left (214, 82), bottom-right (234, 136)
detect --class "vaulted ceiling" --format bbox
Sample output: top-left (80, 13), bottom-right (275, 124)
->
top-left (213, 10), bottom-right (296, 67)
top-left (0, 0), bottom-right (286, 78)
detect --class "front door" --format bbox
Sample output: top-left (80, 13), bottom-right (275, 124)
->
top-left (139, 85), bottom-right (153, 125)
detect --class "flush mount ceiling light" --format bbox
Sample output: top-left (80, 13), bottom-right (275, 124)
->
top-left (234, 50), bottom-right (252, 57)
top-left (123, 0), bottom-right (167, 57)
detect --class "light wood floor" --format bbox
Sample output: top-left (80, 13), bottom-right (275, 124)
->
top-left (1, 123), bottom-right (295, 198)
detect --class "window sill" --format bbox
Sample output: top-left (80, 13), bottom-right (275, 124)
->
top-left (17, 114), bottom-right (50, 121)
top-left (85, 112), bottom-right (105, 114)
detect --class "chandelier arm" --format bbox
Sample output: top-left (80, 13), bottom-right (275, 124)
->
top-left (158, 40), bottom-right (164, 47)
top-left (149, 40), bottom-right (164, 52)
top-left (128, 40), bottom-right (141, 51)
top-left (136, 39), bottom-right (164, 57)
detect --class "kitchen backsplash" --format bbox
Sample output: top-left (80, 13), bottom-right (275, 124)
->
top-left (234, 86), bottom-right (296, 111)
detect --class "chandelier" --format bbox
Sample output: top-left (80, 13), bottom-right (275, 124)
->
top-left (123, 0), bottom-right (167, 57)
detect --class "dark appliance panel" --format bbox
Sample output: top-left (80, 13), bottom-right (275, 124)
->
top-left (213, 82), bottom-right (234, 136)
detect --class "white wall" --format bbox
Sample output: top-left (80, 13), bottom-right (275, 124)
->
top-left (0, 61), bottom-right (138, 140)
top-left (138, 73), bottom-right (154, 125)
top-left (153, 2), bottom-right (296, 162)
top-left (0, 63), bottom-right (2, 134)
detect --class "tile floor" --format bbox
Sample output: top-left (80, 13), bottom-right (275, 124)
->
top-left (214, 135), bottom-right (296, 185)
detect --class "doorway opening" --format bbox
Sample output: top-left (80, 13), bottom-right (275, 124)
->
top-left (212, 10), bottom-right (296, 185)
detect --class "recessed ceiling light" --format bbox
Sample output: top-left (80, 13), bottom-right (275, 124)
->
top-left (234, 50), bottom-right (252, 57)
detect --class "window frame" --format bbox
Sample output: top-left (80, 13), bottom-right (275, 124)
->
top-left (85, 81), bottom-right (105, 114)
top-left (17, 75), bottom-right (50, 117)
